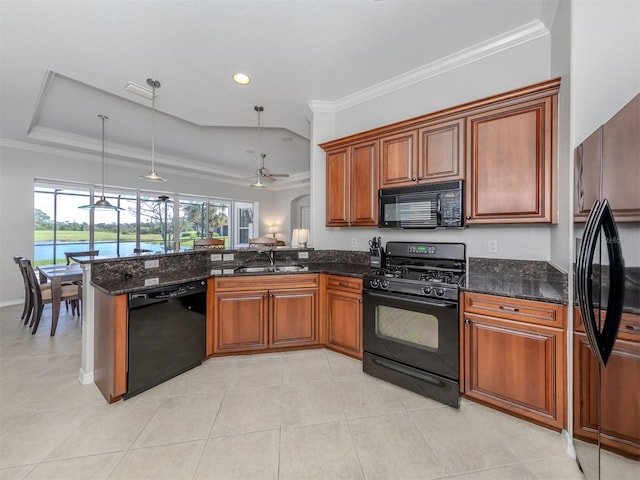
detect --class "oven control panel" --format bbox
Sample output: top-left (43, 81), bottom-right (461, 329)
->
top-left (408, 245), bottom-right (436, 255)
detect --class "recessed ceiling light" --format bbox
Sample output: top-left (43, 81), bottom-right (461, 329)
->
top-left (245, 149), bottom-right (255, 154)
top-left (232, 73), bottom-right (251, 85)
top-left (123, 81), bottom-right (157, 99)
top-left (281, 136), bottom-right (293, 142)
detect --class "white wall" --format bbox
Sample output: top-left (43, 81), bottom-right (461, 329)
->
top-left (309, 34), bottom-right (555, 259)
top-left (259, 185), bottom-right (310, 244)
top-left (0, 144), bottom-right (303, 304)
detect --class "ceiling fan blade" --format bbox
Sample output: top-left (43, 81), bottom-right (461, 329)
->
top-left (267, 173), bottom-right (290, 177)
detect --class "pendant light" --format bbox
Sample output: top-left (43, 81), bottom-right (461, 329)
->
top-left (79, 115), bottom-right (123, 211)
top-left (139, 78), bottom-right (167, 182)
top-left (250, 105), bottom-right (267, 188)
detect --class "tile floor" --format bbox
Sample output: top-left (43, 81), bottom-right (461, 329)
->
top-left (0, 303), bottom-right (588, 480)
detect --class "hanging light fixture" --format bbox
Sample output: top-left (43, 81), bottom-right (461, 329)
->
top-left (250, 105), bottom-right (267, 188)
top-left (139, 78), bottom-right (167, 182)
top-left (79, 115), bottom-right (123, 211)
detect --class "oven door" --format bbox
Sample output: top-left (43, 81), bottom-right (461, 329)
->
top-left (362, 289), bottom-right (459, 381)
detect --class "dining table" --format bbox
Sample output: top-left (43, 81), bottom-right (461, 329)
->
top-left (37, 263), bottom-right (83, 335)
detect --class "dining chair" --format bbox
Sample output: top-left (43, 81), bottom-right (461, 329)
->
top-left (193, 238), bottom-right (225, 249)
top-left (64, 250), bottom-right (99, 264)
top-left (20, 258), bottom-right (81, 335)
top-left (13, 256), bottom-right (52, 326)
top-left (248, 237), bottom-right (277, 248)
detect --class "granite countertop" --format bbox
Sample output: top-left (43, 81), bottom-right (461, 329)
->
top-left (91, 261), bottom-right (371, 295)
top-left (463, 258), bottom-right (568, 305)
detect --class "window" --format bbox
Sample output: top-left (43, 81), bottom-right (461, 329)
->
top-left (34, 180), bottom-right (255, 262)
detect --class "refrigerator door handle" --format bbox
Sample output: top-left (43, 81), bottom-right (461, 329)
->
top-left (576, 199), bottom-right (625, 366)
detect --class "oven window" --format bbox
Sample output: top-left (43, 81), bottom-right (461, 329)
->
top-left (375, 305), bottom-right (438, 350)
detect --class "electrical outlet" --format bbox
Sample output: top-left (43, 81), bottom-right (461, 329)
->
top-left (210, 253), bottom-right (222, 262)
top-left (210, 268), bottom-right (223, 275)
top-left (351, 238), bottom-right (358, 248)
top-left (223, 253), bottom-right (234, 261)
top-left (144, 259), bottom-right (159, 269)
top-left (488, 239), bottom-right (498, 253)
top-left (298, 251), bottom-right (309, 259)
top-left (144, 277), bottom-right (159, 286)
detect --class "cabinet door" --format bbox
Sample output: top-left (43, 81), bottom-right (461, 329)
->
top-left (463, 312), bottom-right (565, 429)
top-left (418, 118), bottom-right (464, 182)
top-left (379, 130), bottom-right (418, 188)
top-left (574, 127), bottom-right (603, 221)
top-left (465, 96), bottom-right (554, 223)
top-left (325, 147), bottom-right (350, 226)
top-left (326, 288), bottom-right (362, 359)
top-left (350, 140), bottom-right (379, 226)
top-left (270, 288), bottom-right (318, 347)
top-left (602, 93), bottom-right (640, 222)
top-left (213, 291), bottom-right (268, 353)
top-left (573, 332), bottom-right (640, 458)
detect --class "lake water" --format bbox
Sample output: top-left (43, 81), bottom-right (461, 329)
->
top-left (34, 241), bottom-right (182, 261)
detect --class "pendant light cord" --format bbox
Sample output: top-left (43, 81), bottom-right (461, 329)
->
top-left (98, 114), bottom-right (108, 198)
top-left (151, 82), bottom-right (156, 172)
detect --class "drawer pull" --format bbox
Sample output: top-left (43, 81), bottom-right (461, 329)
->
top-left (625, 324), bottom-right (640, 331)
top-left (499, 305), bottom-right (520, 312)
top-left (338, 282), bottom-right (350, 287)
top-left (464, 318), bottom-right (471, 325)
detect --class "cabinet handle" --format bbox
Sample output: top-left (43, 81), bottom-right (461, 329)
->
top-left (417, 176), bottom-right (423, 180)
top-left (499, 305), bottom-right (520, 312)
top-left (338, 282), bottom-right (349, 287)
top-left (464, 318), bottom-right (471, 325)
top-left (411, 177), bottom-right (417, 181)
top-left (465, 216), bottom-right (471, 220)
top-left (625, 324), bottom-right (640, 331)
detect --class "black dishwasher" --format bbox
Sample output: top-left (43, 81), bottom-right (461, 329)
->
top-left (123, 280), bottom-right (207, 399)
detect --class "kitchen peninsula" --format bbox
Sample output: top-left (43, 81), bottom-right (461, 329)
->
top-left (80, 247), bottom-right (568, 406)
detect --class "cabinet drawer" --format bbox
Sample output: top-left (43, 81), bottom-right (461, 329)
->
top-left (325, 275), bottom-right (362, 293)
top-left (463, 292), bottom-right (565, 328)
top-left (214, 273), bottom-right (319, 291)
top-left (573, 306), bottom-right (640, 342)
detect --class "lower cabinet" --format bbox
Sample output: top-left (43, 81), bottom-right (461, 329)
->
top-left (211, 274), bottom-right (319, 354)
top-left (461, 292), bottom-right (566, 430)
top-left (324, 275), bottom-right (363, 359)
top-left (573, 309), bottom-right (640, 458)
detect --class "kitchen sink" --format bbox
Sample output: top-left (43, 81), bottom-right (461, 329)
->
top-left (234, 264), bottom-right (306, 274)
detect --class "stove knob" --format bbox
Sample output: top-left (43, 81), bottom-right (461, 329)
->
top-left (422, 286), bottom-right (433, 295)
top-left (380, 280), bottom-right (389, 289)
top-left (435, 287), bottom-right (446, 297)
top-left (370, 279), bottom-right (379, 288)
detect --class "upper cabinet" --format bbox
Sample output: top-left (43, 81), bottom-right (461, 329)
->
top-left (575, 93), bottom-right (640, 222)
top-left (465, 95), bottom-right (555, 224)
top-left (325, 140), bottom-right (378, 227)
top-left (320, 78), bottom-right (561, 227)
top-left (378, 119), bottom-right (464, 189)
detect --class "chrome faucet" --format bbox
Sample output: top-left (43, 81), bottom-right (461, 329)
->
top-left (259, 249), bottom-right (275, 265)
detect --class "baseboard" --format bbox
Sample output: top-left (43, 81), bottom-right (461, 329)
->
top-left (562, 429), bottom-right (577, 458)
top-left (79, 368), bottom-right (94, 385)
top-left (0, 299), bottom-right (24, 308)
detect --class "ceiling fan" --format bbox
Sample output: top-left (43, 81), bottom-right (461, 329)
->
top-left (249, 105), bottom-right (290, 188)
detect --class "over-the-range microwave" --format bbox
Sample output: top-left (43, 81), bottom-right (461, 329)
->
top-left (378, 180), bottom-right (464, 229)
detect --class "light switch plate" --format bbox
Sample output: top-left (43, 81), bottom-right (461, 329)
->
top-left (144, 259), bottom-right (159, 269)
top-left (223, 253), bottom-right (235, 261)
top-left (298, 251), bottom-right (309, 259)
top-left (210, 253), bottom-right (223, 261)
top-left (144, 277), bottom-right (159, 286)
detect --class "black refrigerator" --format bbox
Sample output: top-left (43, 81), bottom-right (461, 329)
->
top-left (573, 93), bottom-right (640, 479)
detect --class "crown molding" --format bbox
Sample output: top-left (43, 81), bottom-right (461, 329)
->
top-left (308, 20), bottom-right (549, 114)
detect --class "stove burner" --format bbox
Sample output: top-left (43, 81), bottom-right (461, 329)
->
top-left (375, 266), bottom-right (408, 278)
top-left (419, 271), bottom-right (458, 284)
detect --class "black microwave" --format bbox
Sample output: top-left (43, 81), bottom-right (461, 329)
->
top-left (378, 181), bottom-right (464, 229)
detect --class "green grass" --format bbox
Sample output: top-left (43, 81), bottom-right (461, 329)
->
top-left (35, 230), bottom-right (167, 242)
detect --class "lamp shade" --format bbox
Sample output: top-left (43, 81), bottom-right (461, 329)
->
top-left (291, 228), bottom-right (310, 247)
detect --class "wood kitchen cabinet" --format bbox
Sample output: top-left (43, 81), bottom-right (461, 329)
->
top-left (461, 292), bottom-right (566, 430)
top-left (574, 93), bottom-right (640, 222)
top-left (324, 140), bottom-right (378, 227)
top-left (378, 130), bottom-right (418, 188)
top-left (94, 289), bottom-right (127, 404)
top-left (211, 274), bottom-right (319, 354)
top-left (324, 274), bottom-right (363, 359)
top-left (573, 308), bottom-right (640, 458)
top-left (465, 91), bottom-right (557, 224)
